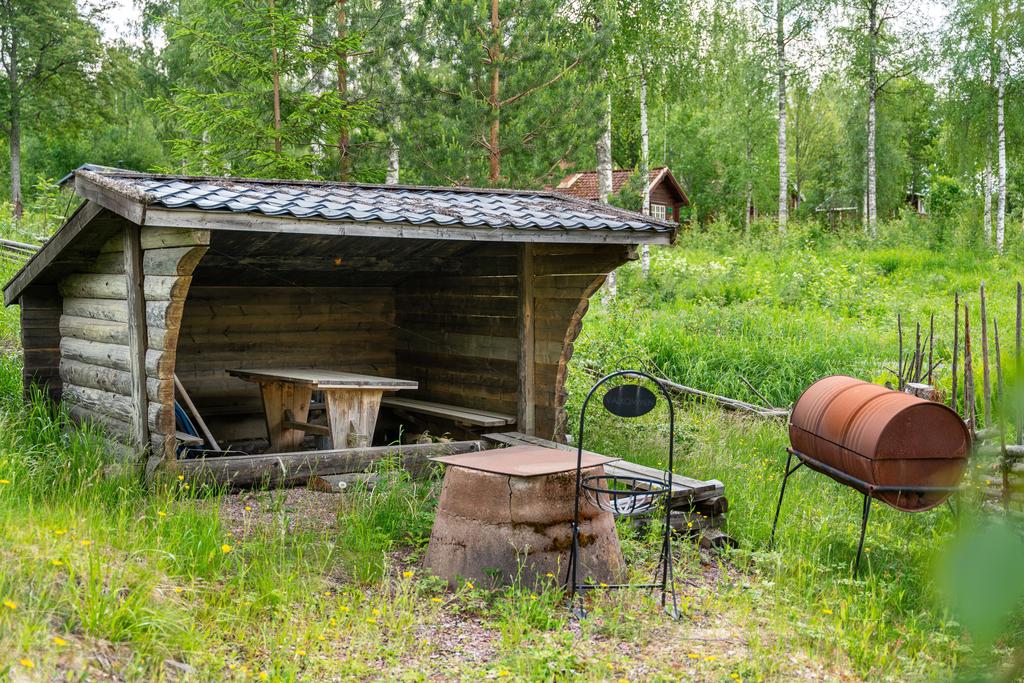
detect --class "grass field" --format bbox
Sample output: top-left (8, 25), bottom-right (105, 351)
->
top-left (1, 212), bottom-right (1022, 681)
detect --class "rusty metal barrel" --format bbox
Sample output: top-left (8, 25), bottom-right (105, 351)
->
top-left (789, 375), bottom-right (971, 512)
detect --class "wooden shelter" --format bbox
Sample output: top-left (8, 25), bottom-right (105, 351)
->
top-left (556, 167), bottom-right (689, 222)
top-left (3, 166), bottom-right (676, 473)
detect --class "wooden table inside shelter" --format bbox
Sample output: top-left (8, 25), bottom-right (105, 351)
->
top-left (227, 369), bottom-right (417, 452)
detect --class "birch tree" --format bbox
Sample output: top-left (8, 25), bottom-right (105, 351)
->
top-left (841, 0), bottom-right (925, 237)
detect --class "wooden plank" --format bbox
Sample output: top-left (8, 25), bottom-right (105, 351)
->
top-left (484, 431), bottom-right (724, 503)
top-left (179, 440), bottom-right (486, 489)
top-left (75, 172), bottom-right (146, 225)
top-left (228, 368), bottom-right (417, 389)
top-left (124, 225), bottom-right (150, 454)
top-left (174, 374), bottom-right (220, 451)
top-left (143, 207), bottom-right (675, 246)
top-left (516, 242), bottom-right (540, 432)
top-left (381, 397), bottom-right (515, 427)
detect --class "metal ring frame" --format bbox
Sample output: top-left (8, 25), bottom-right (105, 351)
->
top-left (565, 370), bottom-right (680, 619)
top-left (769, 447), bottom-right (960, 574)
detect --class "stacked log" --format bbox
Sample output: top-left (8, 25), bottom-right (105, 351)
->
top-left (57, 223), bottom-right (209, 463)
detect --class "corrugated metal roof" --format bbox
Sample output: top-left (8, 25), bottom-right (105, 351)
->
top-left (71, 166), bottom-right (675, 233)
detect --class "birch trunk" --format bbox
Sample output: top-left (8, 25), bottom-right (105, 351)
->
top-left (597, 91), bottom-right (613, 203)
top-left (639, 69), bottom-right (650, 278)
top-left (984, 155), bottom-right (993, 241)
top-left (598, 87), bottom-right (615, 302)
top-left (996, 45), bottom-right (1006, 253)
top-left (386, 119), bottom-right (401, 184)
top-left (776, 0), bottom-right (788, 232)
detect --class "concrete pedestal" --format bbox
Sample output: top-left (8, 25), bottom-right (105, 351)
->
top-left (424, 463), bottom-right (625, 588)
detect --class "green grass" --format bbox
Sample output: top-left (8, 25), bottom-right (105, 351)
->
top-left (1, 212), bottom-right (1023, 680)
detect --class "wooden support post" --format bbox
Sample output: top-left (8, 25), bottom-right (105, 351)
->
top-left (123, 224), bottom-right (150, 456)
top-left (517, 243), bottom-right (536, 435)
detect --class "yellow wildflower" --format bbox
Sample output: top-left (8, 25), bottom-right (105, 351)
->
top-left (687, 653), bottom-right (699, 660)
top-left (372, 608), bottom-right (381, 616)
top-left (54, 528), bottom-right (66, 536)
top-left (329, 617), bottom-right (337, 626)
top-left (465, 581), bottom-right (474, 589)
top-left (704, 655), bottom-right (716, 662)
top-left (51, 559), bottom-right (63, 566)
top-left (178, 474), bottom-right (185, 481)
top-left (339, 605), bottom-right (350, 612)
top-left (822, 608), bottom-right (833, 615)
top-left (157, 511), bottom-right (167, 518)
top-left (228, 663), bottom-right (237, 671)
top-left (258, 672), bottom-right (268, 681)
top-left (173, 587), bottom-right (184, 594)
top-left (366, 617), bottom-right (377, 624)
top-left (296, 649), bottom-right (306, 656)
top-left (221, 544), bottom-right (232, 554)
top-left (19, 658), bottom-right (34, 669)
top-left (0, 479), bottom-right (9, 485)
top-left (183, 483), bottom-right (191, 490)
top-left (498, 670), bottom-right (510, 677)
top-left (431, 597), bottom-right (443, 603)
top-left (54, 636), bottom-right (67, 646)
top-left (3, 599), bottom-right (16, 610)
top-left (545, 572), bottom-right (554, 578)
top-left (402, 570), bottom-right (414, 578)
top-left (80, 540), bottom-right (92, 547)
top-left (244, 505), bottom-right (252, 511)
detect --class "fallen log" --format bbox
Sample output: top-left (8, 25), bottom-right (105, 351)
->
top-left (178, 440), bottom-right (485, 490)
top-left (653, 376), bottom-right (790, 418)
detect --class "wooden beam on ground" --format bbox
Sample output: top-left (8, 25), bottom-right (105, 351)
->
top-left (517, 243), bottom-right (536, 435)
top-left (178, 440), bottom-right (486, 489)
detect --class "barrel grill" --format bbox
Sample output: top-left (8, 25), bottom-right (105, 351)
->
top-left (788, 375), bottom-right (971, 511)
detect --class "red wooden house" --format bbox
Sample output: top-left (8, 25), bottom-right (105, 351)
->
top-left (556, 167), bottom-right (689, 222)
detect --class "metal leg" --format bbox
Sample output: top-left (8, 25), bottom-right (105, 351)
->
top-left (854, 493), bottom-right (872, 574)
top-left (565, 522), bottom-right (585, 618)
top-left (770, 451), bottom-right (803, 549)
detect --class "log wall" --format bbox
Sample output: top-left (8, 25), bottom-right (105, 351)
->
top-left (56, 225), bottom-right (209, 462)
top-left (174, 286), bottom-right (397, 442)
top-left (20, 285), bottom-right (63, 403)
top-left (395, 243), bottom-right (631, 440)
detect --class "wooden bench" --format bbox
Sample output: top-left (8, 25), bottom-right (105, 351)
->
top-left (482, 431), bottom-right (725, 505)
top-left (381, 397), bottom-right (516, 429)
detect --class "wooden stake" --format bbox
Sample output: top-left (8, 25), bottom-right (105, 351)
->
top-left (964, 304), bottom-right (975, 430)
top-left (995, 317), bottom-right (1009, 510)
top-left (927, 313), bottom-right (934, 385)
top-left (1017, 282), bottom-right (1022, 444)
top-left (981, 282), bottom-right (992, 427)
top-left (897, 313), bottom-right (904, 389)
top-left (952, 292), bottom-right (959, 414)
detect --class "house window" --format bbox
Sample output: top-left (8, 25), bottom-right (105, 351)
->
top-left (650, 204), bottom-right (666, 221)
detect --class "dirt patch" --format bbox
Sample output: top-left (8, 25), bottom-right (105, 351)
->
top-left (218, 487), bottom-right (342, 539)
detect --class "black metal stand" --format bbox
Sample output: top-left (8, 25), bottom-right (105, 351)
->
top-left (770, 448), bottom-right (958, 574)
top-left (565, 370), bottom-right (680, 620)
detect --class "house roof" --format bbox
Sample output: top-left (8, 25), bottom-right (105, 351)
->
top-left (67, 165), bottom-right (675, 233)
top-left (556, 167), bottom-right (690, 206)
top-left (5, 166), bottom-right (676, 305)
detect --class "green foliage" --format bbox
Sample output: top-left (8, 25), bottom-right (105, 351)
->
top-left (152, 0), bottom-right (370, 179)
